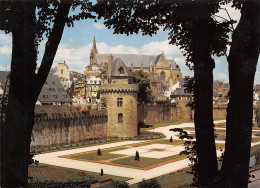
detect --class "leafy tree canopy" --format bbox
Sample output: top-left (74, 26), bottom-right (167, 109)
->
top-left (94, 0), bottom-right (235, 69)
top-left (132, 70), bottom-right (153, 104)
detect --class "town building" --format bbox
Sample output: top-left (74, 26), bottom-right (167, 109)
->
top-left (85, 76), bottom-right (101, 104)
top-left (0, 71), bottom-right (72, 106)
top-left (0, 71), bottom-right (10, 108)
top-left (37, 71), bottom-right (72, 105)
top-left (53, 62), bottom-right (70, 82)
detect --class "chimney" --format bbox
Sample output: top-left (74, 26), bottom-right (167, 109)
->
top-left (107, 54), bottom-right (114, 78)
top-left (131, 63), bottom-right (134, 71)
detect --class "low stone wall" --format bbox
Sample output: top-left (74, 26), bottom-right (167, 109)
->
top-left (213, 105), bottom-right (227, 120)
top-left (31, 110), bottom-right (107, 149)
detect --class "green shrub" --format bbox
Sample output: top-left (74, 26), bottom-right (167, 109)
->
top-left (138, 178), bottom-right (161, 188)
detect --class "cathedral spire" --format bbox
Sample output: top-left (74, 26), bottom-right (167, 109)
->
top-left (92, 36), bottom-right (97, 50)
top-left (90, 36), bottom-right (98, 65)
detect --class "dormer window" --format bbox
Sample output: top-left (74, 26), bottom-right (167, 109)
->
top-left (119, 66), bottom-right (124, 74)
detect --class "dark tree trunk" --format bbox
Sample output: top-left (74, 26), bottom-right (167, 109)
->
top-left (193, 54), bottom-right (218, 186)
top-left (221, 1), bottom-right (260, 187)
top-left (1, 1), bottom-right (72, 187)
top-left (1, 2), bottom-right (37, 187)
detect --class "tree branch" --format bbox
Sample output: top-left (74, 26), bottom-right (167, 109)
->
top-left (34, 0), bottom-right (72, 100)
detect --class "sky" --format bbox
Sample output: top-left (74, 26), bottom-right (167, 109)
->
top-left (0, 3), bottom-right (260, 84)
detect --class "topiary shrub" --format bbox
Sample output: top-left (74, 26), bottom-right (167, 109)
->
top-left (170, 136), bottom-right (173, 142)
top-left (135, 150), bottom-right (140, 161)
top-left (97, 148), bottom-right (102, 156)
top-left (101, 168), bottom-right (103, 176)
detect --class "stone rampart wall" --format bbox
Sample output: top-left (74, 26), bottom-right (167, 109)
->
top-left (31, 110), bottom-right (107, 149)
top-left (138, 103), bottom-right (179, 124)
top-left (138, 103), bottom-right (227, 124)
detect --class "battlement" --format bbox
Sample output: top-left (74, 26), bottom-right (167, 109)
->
top-left (100, 84), bottom-right (139, 92)
top-left (34, 110), bottom-right (107, 121)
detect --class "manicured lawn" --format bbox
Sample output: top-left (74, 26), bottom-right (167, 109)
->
top-left (155, 139), bottom-right (186, 145)
top-left (28, 163), bottom-right (131, 182)
top-left (129, 167), bottom-right (193, 188)
top-left (63, 139), bottom-right (188, 170)
top-left (112, 154), bottom-right (186, 168)
top-left (74, 151), bottom-right (124, 161)
top-left (143, 120), bottom-right (194, 130)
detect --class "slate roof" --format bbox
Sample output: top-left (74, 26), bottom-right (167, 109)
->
top-left (172, 88), bottom-right (191, 96)
top-left (96, 54), bottom-right (177, 68)
top-left (179, 79), bottom-right (185, 87)
top-left (0, 71), bottom-right (72, 104)
top-left (111, 57), bottom-right (133, 77)
top-left (37, 73), bottom-right (72, 104)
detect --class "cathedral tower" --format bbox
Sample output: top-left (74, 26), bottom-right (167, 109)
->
top-left (90, 36), bottom-right (98, 65)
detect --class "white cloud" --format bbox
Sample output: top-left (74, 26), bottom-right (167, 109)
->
top-left (0, 33), bottom-right (12, 45)
top-left (141, 40), bottom-right (182, 58)
top-left (215, 73), bottom-right (229, 82)
top-left (0, 33), bottom-right (12, 56)
top-left (93, 22), bottom-right (105, 30)
top-left (0, 45), bottom-right (12, 56)
top-left (97, 42), bottom-right (140, 54)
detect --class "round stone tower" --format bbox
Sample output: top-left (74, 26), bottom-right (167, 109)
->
top-left (100, 56), bottom-right (139, 138)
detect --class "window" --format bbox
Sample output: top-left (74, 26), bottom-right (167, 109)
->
top-left (64, 95), bottom-right (67, 98)
top-left (160, 71), bottom-right (165, 81)
top-left (178, 96), bottom-right (182, 100)
top-left (118, 113), bottom-right (123, 123)
top-left (101, 97), bottom-right (106, 109)
top-left (53, 95), bottom-right (58, 99)
top-left (61, 69), bottom-right (63, 74)
top-left (49, 88), bottom-right (55, 91)
top-left (43, 95), bottom-right (49, 99)
top-left (118, 66), bottom-right (124, 74)
top-left (53, 82), bottom-right (55, 85)
top-left (117, 97), bottom-right (123, 107)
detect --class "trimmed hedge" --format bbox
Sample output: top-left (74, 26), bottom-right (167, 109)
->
top-left (28, 177), bottom-right (129, 188)
top-left (33, 132), bottom-right (166, 153)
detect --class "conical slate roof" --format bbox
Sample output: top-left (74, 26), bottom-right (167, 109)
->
top-left (111, 57), bottom-right (133, 77)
